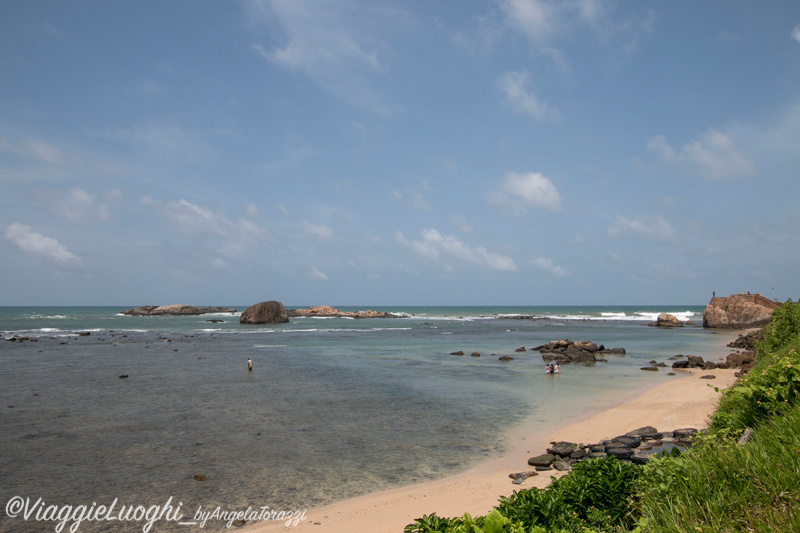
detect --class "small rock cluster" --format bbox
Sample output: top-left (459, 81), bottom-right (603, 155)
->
top-left (530, 339), bottom-right (626, 365)
top-left (515, 426), bottom-right (698, 482)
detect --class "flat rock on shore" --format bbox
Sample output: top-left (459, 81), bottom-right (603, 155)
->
top-left (122, 305), bottom-right (237, 316)
top-left (287, 305), bottom-right (399, 319)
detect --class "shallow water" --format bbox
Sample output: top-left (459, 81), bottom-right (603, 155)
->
top-left (0, 306), bottom-right (727, 532)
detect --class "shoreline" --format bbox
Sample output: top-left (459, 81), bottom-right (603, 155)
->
top-left (249, 333), bottom-right (742, 533)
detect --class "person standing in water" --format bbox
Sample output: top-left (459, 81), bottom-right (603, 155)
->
top-left (247, 359), bottom-right (253, 372)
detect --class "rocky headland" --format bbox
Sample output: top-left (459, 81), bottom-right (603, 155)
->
top-left (122, 305), bottom-right (237, 316)
top-left (702, 293), bottom-right (779, 328)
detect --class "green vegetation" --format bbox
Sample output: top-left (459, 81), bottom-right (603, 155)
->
top-left (405, 301), bottom-right (800, 533)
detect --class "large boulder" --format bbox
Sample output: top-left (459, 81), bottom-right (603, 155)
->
top-left (648, 313), bottom-right (683, 328)
top-left (240, 301), bottom-right (289, 324)
top-left (703, 294), bottom-right (779, 329)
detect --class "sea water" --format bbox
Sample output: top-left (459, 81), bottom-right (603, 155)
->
top-left (0, 306), bottom-right (727, 532)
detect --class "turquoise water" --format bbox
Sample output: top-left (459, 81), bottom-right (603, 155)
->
top-left (0, 305), bottom-right (725, 532)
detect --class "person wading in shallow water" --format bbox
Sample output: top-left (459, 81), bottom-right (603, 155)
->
top-left (247, 359), bottom-right (253, 372)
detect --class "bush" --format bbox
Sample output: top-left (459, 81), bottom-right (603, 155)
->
top-left (496, 457), bottom-right (640, 532)
top-left (755, 301), bottom-right (800, 361)
top-left (405, 457), bottom-right (640, 533)
top-left (711, 302), bottom-right (800, 435)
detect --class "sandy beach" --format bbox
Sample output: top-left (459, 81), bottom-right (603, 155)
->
top-left (249, 364), bottom-right (739, 533)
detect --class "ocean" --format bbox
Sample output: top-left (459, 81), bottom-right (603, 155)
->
top-left (0, 305), bottom-right (729, 532)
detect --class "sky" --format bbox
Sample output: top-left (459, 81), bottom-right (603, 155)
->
top-left (1, 1), bottom-right (799, 307)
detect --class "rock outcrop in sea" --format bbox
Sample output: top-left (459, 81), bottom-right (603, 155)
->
top-left (122, 305), bottom-right (237, 316)
top-left (239, 301), bottom-right (290, 324)
top-left (702, 293), bottom-right (779, 329)
top-left (530, 339), bottom-right (626, 365)
top-left (648, 312), bottom-right (683, 328)
top-left (287, 305), bottom-right (399, 319)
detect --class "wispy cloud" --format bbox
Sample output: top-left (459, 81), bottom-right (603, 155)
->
top-left (37, 188), bottom-right (112, 223)
top-left (529, 254), bottom-right (567, 277)
top-left (486, 171), bottom-right (562, 215)
top-left (607, 214), bottom-right (676, 242)
top-left (144, 199), bottom-right (270, 260)
top-left (498, 0), bottom-right (655, 54)
top-left (451, 214), bottom-right (473, 233)
top-left (395, 229), bottom-right (518, 272)
top-left (109, 121), bottom-right (213, 162)
top-left (792, 24), bottom-right (800, 44)
top-left (302, 221), bottom-right (334, 240)
top-left (5, 223), bottom-right (79, 262)
top-left (248, 0), bottom-right (395, 115)
top-left (392, 179), bottom-right (432, 212)
top-left (0, 137), bottom-right (64, 164)
top-left (497, 69), bottom-right (560, 121)
top-left (310, 266), bottom-right (329, 281)
top-left (647, 128), bottom-right (756, 180)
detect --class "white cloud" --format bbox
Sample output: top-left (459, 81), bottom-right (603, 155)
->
top-left (647, 129), bottom-right (756, 180)
top-left (395, 229), bottom-right (518, 272)
top-left (310, 266), bottom-right (329, 281)
top-left (792, 24), bottom-right (800, 43)
top-left (497, 69), bottom-right (560, 121)
top-left (529, 255), bottom-right (568, 277)
top-left (302, 221), bottom-right (334, 240)
top-left (5, 223), bottom-right (79, 262)
top-left (607, 214), bottom-right (676, 242)
top-left (486, 171), bottom-right (562, 215)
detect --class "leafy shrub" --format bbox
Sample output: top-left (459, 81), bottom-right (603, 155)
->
top-left (710, 302), bottom-right (800, 435)
top-left (403, 509), bottom-right (534, 533)
top-left (497, 457), bottom-right (640, 532)
top-left (755, 301), bottom-right (800, 361)
top-left (405, 457), bottom-right (639, 533)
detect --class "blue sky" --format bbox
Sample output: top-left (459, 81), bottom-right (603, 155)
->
top-left (1, 1), bottom-right (799, 306)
